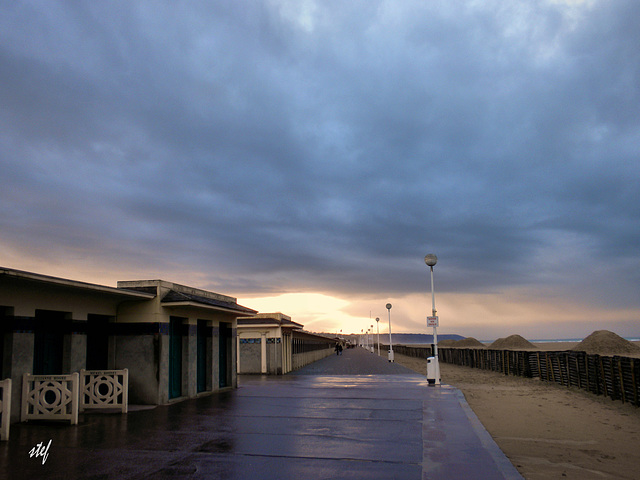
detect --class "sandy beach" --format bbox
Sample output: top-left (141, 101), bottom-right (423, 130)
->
top-left (392, 349), bottom-right (640, 479)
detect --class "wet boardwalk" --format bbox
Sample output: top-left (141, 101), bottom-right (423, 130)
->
top-left (1, 348), bottom-right (522, 479)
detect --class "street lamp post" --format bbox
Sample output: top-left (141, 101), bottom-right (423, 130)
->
top-left (370, 325), bottom-right (374, 352)
top-left (424, 254), bottom-right (440, 385)
top-left (386, 303), bottom-right (394, 362)
top-left (375, 317), bottom-right (380, 356)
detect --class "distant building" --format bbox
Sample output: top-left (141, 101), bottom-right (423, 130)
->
top-left (237, 313), bottom-right (336, 375)
top-left (237, 313), bottom-right (302, 374)
top-left (0, 267), bottom-right (256, 423)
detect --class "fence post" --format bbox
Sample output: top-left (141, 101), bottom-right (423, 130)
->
top-left (71, 373), bottom-right (79, 424)
top-left (632, 359), bottom-right (638, 406)
top-left (599, 356), bottom-right (607, 398)
top-left (0, 378), bottom-right (11, 441)
top-left (617, 358), bottom-right (625, 404)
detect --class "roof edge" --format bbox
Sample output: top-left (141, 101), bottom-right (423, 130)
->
top-left (0, 267), bottom-right (156, 299)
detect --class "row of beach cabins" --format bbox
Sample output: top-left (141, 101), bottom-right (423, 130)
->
top-left (0, 267), bottom-right (338, 440)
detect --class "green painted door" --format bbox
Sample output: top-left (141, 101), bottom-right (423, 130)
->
top-left (169, 317), bottom-right (183, 399)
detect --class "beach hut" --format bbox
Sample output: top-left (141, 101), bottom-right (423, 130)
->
top-left (0, 267), bottom-right (256, 423)
top-left (236, 313), bottom-right (303, 375)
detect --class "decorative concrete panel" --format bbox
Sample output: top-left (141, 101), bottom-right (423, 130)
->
top-left (21, 373), bottom-right (79, 424)
top-left (80, 369), bottom-right (128, 413)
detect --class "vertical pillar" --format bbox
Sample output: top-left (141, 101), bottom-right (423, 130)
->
top-left (230, 326), bottom-right (237, 388)
top-left (66, 329), bottom-right (86, 373)
top-left (5, 330), bottom-right (34, 423)
top-left (186, 322), bottom-right (197, 398)
top-left (261, 333), bottom-right (267, 374)
top-left (211, 325), bottom-right (220, 391)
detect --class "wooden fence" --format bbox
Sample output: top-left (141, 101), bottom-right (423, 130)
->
top-left (383, 344), bottom-right (640, 407)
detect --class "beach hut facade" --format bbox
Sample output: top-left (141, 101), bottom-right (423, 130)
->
top-left (236, 313), bottom-right (303, 375)
top-left (0, 267), bottom-right (256, 423)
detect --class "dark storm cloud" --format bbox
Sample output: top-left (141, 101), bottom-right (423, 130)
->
top-left (1, 1), bottom-right (639, 310)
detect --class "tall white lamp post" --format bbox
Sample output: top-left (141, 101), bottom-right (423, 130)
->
top-left (424, 254), bottom-right (440, 385)
top-left (375, 317), bottom-right (380, 356)
top-left (386, 303), bottom-right (394, 362)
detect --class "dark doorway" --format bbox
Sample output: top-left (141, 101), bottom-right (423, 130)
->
top-left (219, 323), bottom-right (231, 388)
top-left (33, 310), bottom-right (66, 375)
top-left (197, 320), bottom-right (208, 393)
top-left (169, 317), bottom-right (184, 399)
top-left (86, 314), bottom-right (111, 370)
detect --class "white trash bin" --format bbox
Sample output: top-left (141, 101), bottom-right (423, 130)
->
top-left (426, 357), bottom-right (440, 385)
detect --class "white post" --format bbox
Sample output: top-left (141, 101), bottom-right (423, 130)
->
top-left (430, 265), bottom-right (440, 384)
top-left (261, 332), bottom-right (267, 374)
top-left (376, 317), bottom-right (380, 356)
top-left (0, 378), bottom-right (11, 441)
top-left (425, 254), bottom-right (440, 385)
top-left (386, 304), bottom-right (394, 362)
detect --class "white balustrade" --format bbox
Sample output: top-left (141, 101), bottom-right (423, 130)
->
top-left (0, 378), bottom-right (11, 440)
top-left (22, 373), bottom-right (79, 424)
top-left (80, 369), bottom-right (128, 413)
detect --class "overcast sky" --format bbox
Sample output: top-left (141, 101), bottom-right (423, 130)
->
top-left (1, 0), bottom-right (638, 339)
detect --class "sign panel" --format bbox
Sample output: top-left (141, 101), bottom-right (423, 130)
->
top-left (427, 316), bottom-right (439, 327)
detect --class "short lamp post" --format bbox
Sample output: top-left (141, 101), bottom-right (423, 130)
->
top-left (370, 325), bottom-right (374, 352)
top-left (386, 303), bottom-right (394, 362)
top-left (424, 254), bottom-right (440, 385)
top-left (375, 317), bottom-right (380, 356)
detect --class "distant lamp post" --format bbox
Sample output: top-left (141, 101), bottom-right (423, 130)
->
top-left (386, 303), bottom-right (394, 362)
top-left (370, 325), bottom-right (374, 352)
top-left (424, 254), bottom-right (440, 385)
top-left (375, 317), bottom-right (380, 356)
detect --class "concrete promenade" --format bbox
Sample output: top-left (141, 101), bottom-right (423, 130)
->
top-left (1, 347), bottom-right (522, 479)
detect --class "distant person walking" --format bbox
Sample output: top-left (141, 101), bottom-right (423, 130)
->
top-left (335, 343), bottom-right (343, 356)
